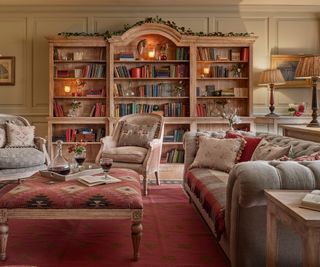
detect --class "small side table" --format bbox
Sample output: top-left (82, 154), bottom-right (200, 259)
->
top-left (265, 190), bottom-right (320, 267)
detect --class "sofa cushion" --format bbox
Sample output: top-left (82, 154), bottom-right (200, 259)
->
top-left (0, 147), bottom-right (45, 169)
top-left (102, 146), bottom-right (147, 164)
top-left (190, 136), bottom-right (245, 172)
top-left (0, 125), bottom-right (5, 148)
top-left (6, 123), bottom-right (35, 147)
top-left (251, 139), bottom-right (292, 161)
top-left (118, 122), bottom-right (157, 148)
top-left (185, 168), bottom-right (227, 240)
top-left (226, 132), bottom-right (262, 162)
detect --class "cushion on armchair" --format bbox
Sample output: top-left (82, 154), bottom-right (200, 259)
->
top-left (102, 146), bottom-right (147, 164)
top-left (0, 147), bottom-right (45, 169)
top-left (117, 122), bottom-right (157, 148)
top-left (6, 123), bottom-right (35, 147)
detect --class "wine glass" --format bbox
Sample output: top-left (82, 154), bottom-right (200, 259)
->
top-left (100, 158), bottom-right (113, 180)
top-left (74, 151), bottom-right (86, 170)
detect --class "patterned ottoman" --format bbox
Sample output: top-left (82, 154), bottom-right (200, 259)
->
top-left (0, 168), bottom-right (143, 261)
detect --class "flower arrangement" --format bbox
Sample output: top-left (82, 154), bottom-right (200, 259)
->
top-left (71, 100), bottom-right (81, 111)
top-left (288, 103), bottom-right (305, 117)
top-left (68, 142), bottom-right (86, 155)
top-left (216, 100), bottom-right (241, 130)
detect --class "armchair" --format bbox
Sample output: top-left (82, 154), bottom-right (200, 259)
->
top-left (96, 113), bottom-right (164, 195)
top-left (0, 114), bottom-right (50, 180)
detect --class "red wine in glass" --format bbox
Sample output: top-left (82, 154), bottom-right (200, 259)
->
top-left (75, 157), bottom-right (85, 166)
top-left (100, 158), bottom-right (113, 179)
top-left (48, 166), bottom-right (70, 175)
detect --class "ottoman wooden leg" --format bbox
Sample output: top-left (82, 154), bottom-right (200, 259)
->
top-left (131, 221), bottom-right (142, 261)
top-left (0, 222), bottom-right (8, 261)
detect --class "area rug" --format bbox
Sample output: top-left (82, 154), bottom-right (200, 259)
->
top-left (0, 185), bottom-right (230, 267)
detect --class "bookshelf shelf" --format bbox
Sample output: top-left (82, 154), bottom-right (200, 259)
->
top-left (54, 78), bottom-right (106, 80)
top-left (54, 60), bottom-right (106, 63)
top-left (114, 77), bottom-right (189, 81)
top-left (197, 96), bottom-right (249, 99)
top-left (114, 60), bottom-right (189, 63)
top-left (114, 96), bottom-right (189, 100)
top-left (48, 117), bottom-right (106, 124)
top-left (197, 77), bottom-right (249, 80)
top-left (54, 96), bottom-right (106, 99)
top-left (197, 60), bottom-right (248, 63)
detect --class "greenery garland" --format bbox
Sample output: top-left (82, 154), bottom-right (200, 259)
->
top-left (58, 16), bottom-right (253, 39)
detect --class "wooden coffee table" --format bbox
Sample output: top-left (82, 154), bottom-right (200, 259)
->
top-left (0, 168), bottom-right (143, 261)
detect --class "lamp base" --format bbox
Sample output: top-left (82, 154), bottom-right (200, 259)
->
top-left (265, 113), bottom-right (279, 118)
top-left (307, 120), bottom-right (320, 127)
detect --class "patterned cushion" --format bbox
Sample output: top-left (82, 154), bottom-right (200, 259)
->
top-left (117, 122), bottom-right (157, 148)
top-left (0, 147), bottom-right (45, 169)
top-left (102, 146), bottom-right (147, 164)
top-left (190, 136), bottom-right (245, 172)
top-left (0, 125), bottom-right (5, 148)
top-left (6, 123), bottom-right (35, 147)
top-left (251, 139), bottom-right (292, 161)
top-left (0, 168), bottom-right (143, 210)
top-left (186, 168), bottom-right (227, 240)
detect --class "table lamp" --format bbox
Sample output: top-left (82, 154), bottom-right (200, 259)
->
top-left (295, 56), bottom-right (320, 127)
top-left (259, 69), bottom-right (285, 117)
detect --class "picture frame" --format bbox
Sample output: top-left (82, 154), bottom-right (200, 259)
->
top-left (271, 55), bottom-right (311, 88)
top-left (0, 56), bottom-right (15, 85)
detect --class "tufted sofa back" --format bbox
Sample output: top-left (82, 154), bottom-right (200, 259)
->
top-left (257, 133), bottom-right (320, 157)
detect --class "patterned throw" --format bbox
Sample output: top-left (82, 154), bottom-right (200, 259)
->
top-left (0, 168), bottom-right (143, 210)
top-left (186, 168), bottom-right (226, 240)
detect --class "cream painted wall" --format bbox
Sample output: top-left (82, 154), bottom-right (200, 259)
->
top-left (0, 6), bottom-right (319, 137)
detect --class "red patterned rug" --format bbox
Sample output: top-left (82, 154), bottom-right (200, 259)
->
top-left (0, 185), bottom-right (230, 267)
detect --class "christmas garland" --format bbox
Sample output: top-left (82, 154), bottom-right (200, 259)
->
top-left (58, 16), bottom-right (253, 39)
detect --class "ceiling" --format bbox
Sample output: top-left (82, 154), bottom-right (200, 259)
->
top-left (0, 0), bottom-right (320, 5)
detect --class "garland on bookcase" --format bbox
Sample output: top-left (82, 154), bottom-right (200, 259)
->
top-left (58, 16), bottom-right (253, 39)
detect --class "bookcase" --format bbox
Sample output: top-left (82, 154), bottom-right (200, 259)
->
top-left (47, 23), bottom-right (256, 166)
top-left (47, 36), bottom-right (108, 162)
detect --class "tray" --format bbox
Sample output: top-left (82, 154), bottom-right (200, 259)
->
top-left (40, 168), bottom-right (103, 182)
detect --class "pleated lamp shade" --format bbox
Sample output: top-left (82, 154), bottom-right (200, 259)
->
top-left (259, 69), bottom-right (285, 86)
top-left (295, 56), bottom-right (320, 79)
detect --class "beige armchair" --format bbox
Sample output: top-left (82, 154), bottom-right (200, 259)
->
top-left (96, 113), bottom-right (164, 195)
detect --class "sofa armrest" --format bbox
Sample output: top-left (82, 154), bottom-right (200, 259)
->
top-left (95, 136), bottom-right (117, 163)
top-left (227, 161), bottom-right (320, 209)
top-left (183, 132), bottom-right (199, 178)
top-left (34, 137), bottom-right (50, 165)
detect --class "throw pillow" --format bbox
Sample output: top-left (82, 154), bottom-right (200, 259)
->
top-left (279, 152), bottom-right (320, 162)
top-left (251, 139), bottom-right (292, 161)
top-left (117, 122), bottom-right (157, 148)
top-left (226, 132), bottom-right (262, 162)
top-left (0, 125), bottom-right (5, 148)
top-left (190, 136), bottom-right (245, 172)
top-left (5, 123), bottom-right (35, 147)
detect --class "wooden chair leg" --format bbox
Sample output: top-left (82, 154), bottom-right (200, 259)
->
top-left (155, 170), bottom-right (160, 186)
top-left (143, 176), bottom-right (148, 196)
top-left (0, 222), bottom-right (8, 261)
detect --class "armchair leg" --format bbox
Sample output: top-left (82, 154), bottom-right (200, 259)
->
top-left (143, 176), bottom-right (148, 196)
top-left (155, 171), bottom-right (160, 186)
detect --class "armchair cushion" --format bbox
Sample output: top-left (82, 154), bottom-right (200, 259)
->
top-left (102, 146), bottom-right (147, 164)
top-left (0, 125), bottom-right (5, 148)
top-left (0, 147), bottom-right (45, 169)
top-left (6, 123), bottom-right (35, 147)
top-left (118, 122), bottom-right (157, 148)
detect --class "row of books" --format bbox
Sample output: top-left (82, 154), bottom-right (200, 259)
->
top-left (163, 102), bottom-right (187, 117)
top-left (114, 83), bottom-right (178, 97)
top-left (210, 66), bottom-right (230, 77)
top-left (53, 101), bottom-right (64, 117)
top-left (52, 128), bottom-right (105, 142)
top-left (55, 64), bottom-right (106, 78)
top-left (196, 103), bottom-right (217, 117)
top-left (197, 47), bottom-right (249, 61)
top-left (114, 103), bottom-right (156, 117)
top-left (175, 47), bottom-right (189, 60)
top-left (89, 102), bottom-right (106, 117)
top-left (161, 149), bottom-right (185, 163)
top-left (163, 128), bottom-right (187, 142)
top-left (114, 64), bottom-right (188, 78)
top-left (115, 52), bottom-right (135, 61)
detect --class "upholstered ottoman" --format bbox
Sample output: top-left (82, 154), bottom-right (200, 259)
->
top-left (0, 168), bottom-right (143, 261)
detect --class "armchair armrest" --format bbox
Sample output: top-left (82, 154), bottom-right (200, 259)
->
top-left (95, 136), bottom-right (117, 163)
top-left (143, 138), bottom-right (162, 174)
top-left (34, 137), bottom-right (50, 165)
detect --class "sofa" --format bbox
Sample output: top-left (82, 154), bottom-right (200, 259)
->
top-left (0, 114), bottom-right (50, 180)
top-left (183, 131), bottom-right (320, 267)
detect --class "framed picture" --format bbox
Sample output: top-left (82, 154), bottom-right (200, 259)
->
top-left (271, 55), bottom-right (311, 88)
top-left (0, 57), bottom-right (15, 85)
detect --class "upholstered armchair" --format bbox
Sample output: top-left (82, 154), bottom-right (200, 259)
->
top-left (0, 114), bottom-right (50, 180)
top-left (96, 113), bottom-right (164, 195)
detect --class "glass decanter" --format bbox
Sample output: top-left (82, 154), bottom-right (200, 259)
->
top-left (48, 140), bottom-right (70, 175)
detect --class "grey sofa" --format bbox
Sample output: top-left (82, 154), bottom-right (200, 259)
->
top-left (183, 131), bottom-right (320, 267)
top-left (0, 114), bottom-right (50, 180)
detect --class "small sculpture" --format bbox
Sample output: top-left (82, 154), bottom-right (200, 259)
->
top-left (137, 39), bottom-right (147, 60)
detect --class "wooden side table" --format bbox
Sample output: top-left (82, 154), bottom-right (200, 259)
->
top-left (265, 190), bottom-right (320, 267)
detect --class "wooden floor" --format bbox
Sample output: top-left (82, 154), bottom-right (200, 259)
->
top-left (150, 163), bottom-right (184, 181)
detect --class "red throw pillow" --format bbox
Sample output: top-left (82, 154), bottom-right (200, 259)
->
top-left (226, 132), bottom-right (262, 162)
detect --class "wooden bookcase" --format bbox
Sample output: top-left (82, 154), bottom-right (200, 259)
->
top-left (47, 24), bottom-right (256, 165)
top-left (47, 36), bottom-right (108, 162)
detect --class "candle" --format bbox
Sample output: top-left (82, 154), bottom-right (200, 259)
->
top-left (148, 49), bottom-right (155, 59)
top-left (203, 67), bottom-right (210, 75)
top-left (64, 85), bottom-right (71, 93)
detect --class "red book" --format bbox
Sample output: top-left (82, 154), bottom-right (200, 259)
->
top-left (130, 67), bottom-right (141, 78)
